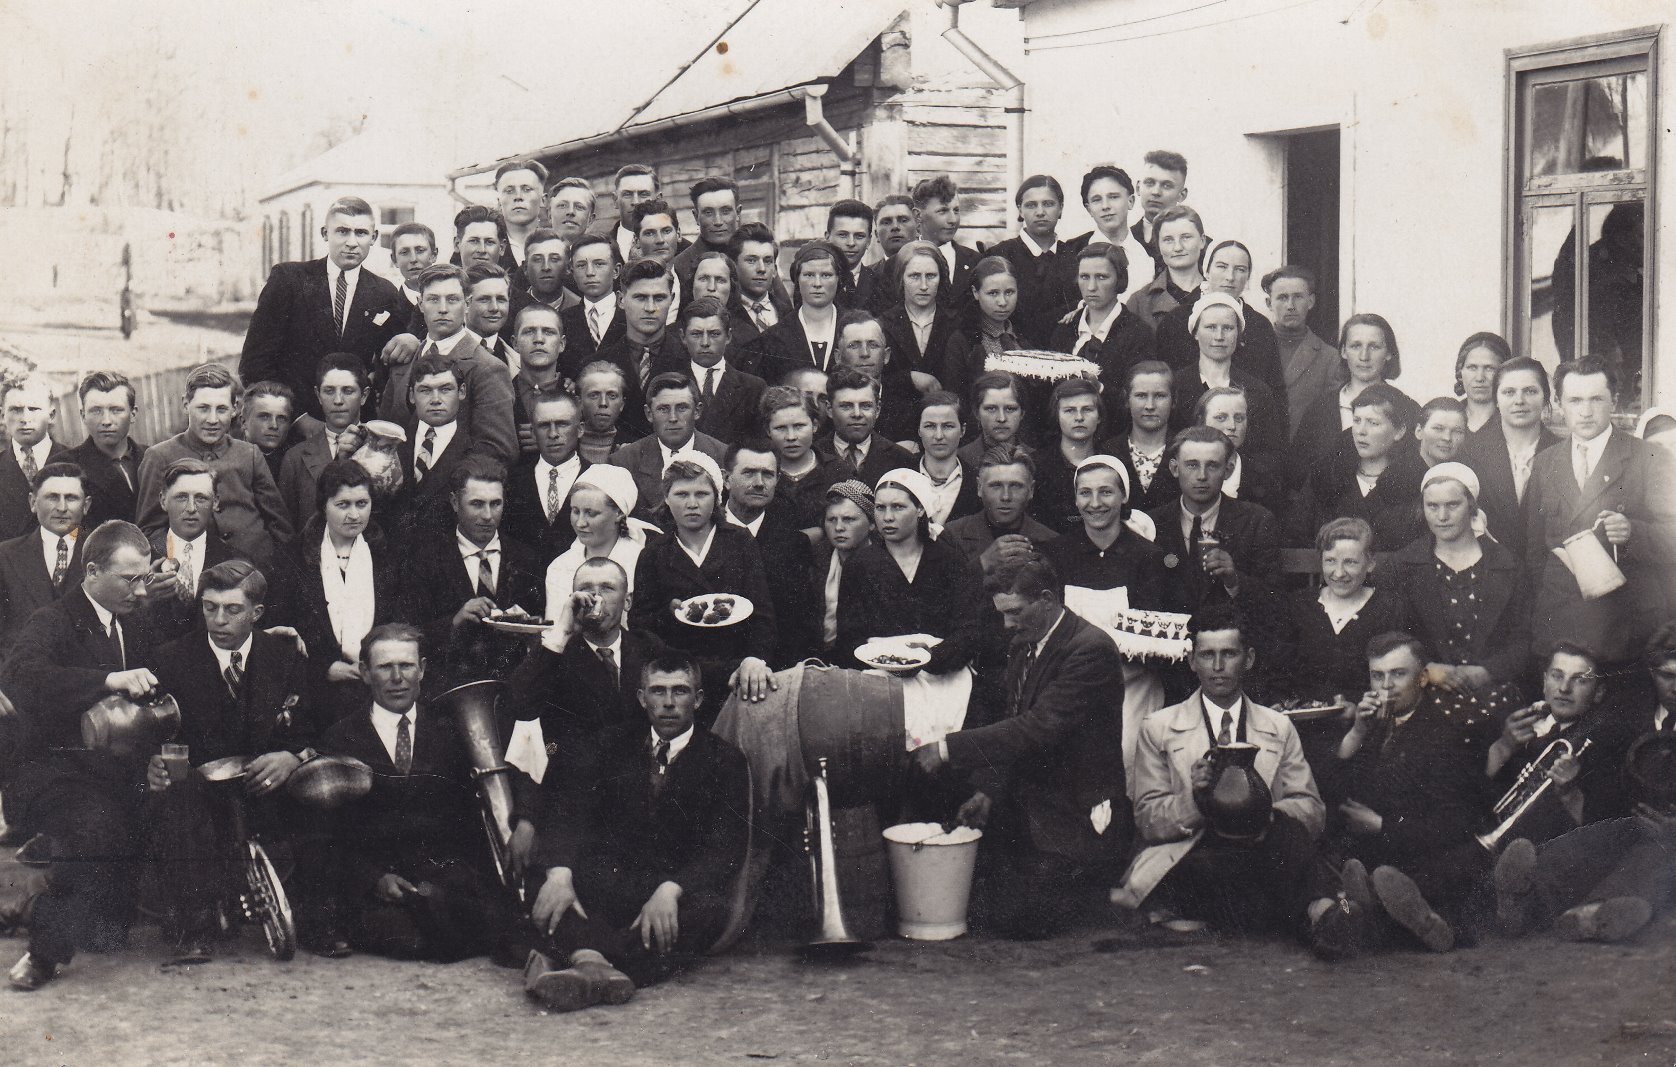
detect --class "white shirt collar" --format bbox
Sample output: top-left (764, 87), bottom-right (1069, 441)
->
top-left (1655, 707), bottom-right (1670, 731)
top-left (658, 436), bottom-right (701, 471)
top-left (40, 525), bottom-right (77, 557)
top-left (584, 292), bottom-right (617, 317)
top-left (1080, 301), bottom-right (1122, 343)
top-left (416, 420), bottom-right (458, 458)
top-left (15, 437), bottom-right (51, 469)
top-left (650, 724), bottom-right (695, 766)
top-left (1033, 608), bottom-right (1068, 658)
top-left (536, 453), bottom-right (581, 484)
top-left (371, 702), bottom-right (415, 762)
top-left (834, 433), bottom-right (870, 463)
top-left (326, 260), bottom-right (361, 285)
top-left (1180, 497), bottom-right (1223, 542)
top-left (584, 632), bottom-right (623, 663)
top-left (86, 591), bottom-right (116, 632)
top-left (457, 530), bottom-right (502, 561)
top-left (691, 360), bottom-right (727, 387)
top-left (1202, 692), bottom-right (1244, 731)
top-left (427, 328), bottom-right (477, 356)
top-left (1222, 452), bottom-right (1244, 498)
top-left (1573, 428), bottom-right (1611, 479)
top-left (725, 505), bottom-right (765, 536)
top-left (1019, 230), bottom-right (1059, 257)
top-left (937, 241), bottom-right (958, 275)
top-left (209, 633), bottom-right (254, 676)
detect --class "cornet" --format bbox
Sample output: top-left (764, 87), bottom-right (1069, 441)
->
top-left (1477, 733), bottom-right (1593, 854)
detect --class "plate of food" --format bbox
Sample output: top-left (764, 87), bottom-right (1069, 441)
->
top-left (1271, 698), bottom-right (1347, 723)
top-left (854, 639), bottom-right (932, 673)
top-left (482, 607), bottom-right (551, 635)
top-left (675, 593), bottom-right (753, 628)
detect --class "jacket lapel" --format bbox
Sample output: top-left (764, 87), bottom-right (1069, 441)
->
top-left (1573, 431), bottom-right (1628, 523)
top-left (306, 261), bottom-right (336, 340)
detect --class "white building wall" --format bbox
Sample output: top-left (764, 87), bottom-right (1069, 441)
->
top-left (1015, 0), bottom-right (1671, 402)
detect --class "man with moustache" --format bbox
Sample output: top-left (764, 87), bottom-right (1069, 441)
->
top-left (602, 164), bottom-right (662, 263)
top-left (67, 371), bottom-right (147, 529)
top-left (241, 197), bottom-right (406, 418)
top-left (721, 440), bottom-right (815, 667)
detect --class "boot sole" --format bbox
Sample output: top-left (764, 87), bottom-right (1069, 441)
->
top-left (1371, 866), bottom-right (1455, 952)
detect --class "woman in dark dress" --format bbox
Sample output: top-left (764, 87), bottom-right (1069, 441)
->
top-left (939, 256), bottom-right (1025, 404)
top-left (1046, 242), bottom-right (1154, 401)
top-left (1101, 360), bottom-right (1180, 515)
top-left (1031, 377), bottom-right (1105, 536)
top-left (879, 241), bottom-right (960, 389)
top-left (630, 455), bottom-right (776, 724)
top-left (811, 480), bottom-right (875, 660)
top-left (835, 470), bottom-right (984, 675)
top-left (1291, 312), bottom-right (1421, 493)
top-left (761, 386), bottom-right (827, 530)
top-left (1297, 382), bottom-right (1426, 550)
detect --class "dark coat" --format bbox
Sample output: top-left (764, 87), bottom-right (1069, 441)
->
top-left (392, 421), bottom-right (476, 540)
top-left (940, 512), bottom-right (1060, 566)
top-left (1289, 383), bottom-right (1423, 495)
top-left (1042, 525), bottom-right (1170, 612)
top-left (1145, 497), bottom-right (1282, 620)
top-left (1298, 446), bottom-right (1427, 553)
top-left (880, 305), bottom-right (962, 388)
top-left (746, 315), bottom-right (839, 388)
top-left (1264, 586), bottom-right (1408, 704)
top-left (990, 233), bottom-right (1087, 348)
top-left (946, 610), bottom-right (1129, 867)
top-left (276, 428), bottom-right (338, 535)
top-left (153, 630), bottom-right (318, 763)
top-left (731, 498), bottom-right (818, 668)
top-left (239, 259), bottom-right (406, 419)
top-left (1458, 418), bottom-right (1561, 567)
top-left (0, 440), bottom-right (68, 541)
top-left (673, 362), bottom-right (767, 446)
top-left (404, 529), bottom-right (544, 689)
top-left (558, 302), bottom-right (626, 370)
top-left (1386, 535), bottom-right (1531, 684)
top-left (1155, 293), bottom-right (1286, 407)
top-left (65, 437), bottom-right (146, 529)
top-left (0, 528), bottom-right (81, 650)
top-left (593, 333), bottom-right (688, 438)
top-left (811, 434), bottom-right (916, 500)
top-left (501, 455), bottom-right (590, 565)
top-left (1046, 306), bottom-right (1156, 402)
top-left (835, 538), bottom-right (985, 675)
top-left (1168, 363), bottom-right (1287, 458)
top-left (608, 432), bottom-right (730, 522)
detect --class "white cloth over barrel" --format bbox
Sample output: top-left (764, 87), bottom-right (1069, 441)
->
top-left (1062, 583), bottom-right (1166, 801)
top-left (864, 635), bottom-right (972, 749)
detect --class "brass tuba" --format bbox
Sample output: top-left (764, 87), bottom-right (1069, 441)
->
top-left (800, 757), bottom-right (870, 958)
top-left (1477, 734), bottom-right (1593, 854)
top-left (435, 679), bottom-right (523, 902)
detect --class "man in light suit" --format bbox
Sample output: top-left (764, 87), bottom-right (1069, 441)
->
top-left (1114, 604), bottom-right (1357, 959)
top-left (0, 462), bottom-right (87, 649)
top-left (911, 553), bottom-right (1127, 939)
top-left (1262, 266), bottom-right (1338, 441)
top-left (1526, 356), bottom-right (1676, 669)
top-left (0, 378), bottom-right (69, 542)
top-left (239, 196), bottom-right (406, 419)
top-left (608, 371), bottom-right (727, 520)
top-left (278, 353), bottom-right (369, 533)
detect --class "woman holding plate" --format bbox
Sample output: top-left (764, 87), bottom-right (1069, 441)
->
top-left (630, 454), bottom-right (777, 723)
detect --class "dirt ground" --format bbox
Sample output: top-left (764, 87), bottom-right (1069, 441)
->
top-left (4, 869), bottom-right (1675, 1067)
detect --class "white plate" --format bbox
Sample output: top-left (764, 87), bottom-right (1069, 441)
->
top-left (855, 640), bottom-right (932, 673)
top-left (482, 615), bottom-right (550, 635)
top-left (1279, 704), bottom-right (1344, 723)
top-left (675, 594), bottom-right (754, 628)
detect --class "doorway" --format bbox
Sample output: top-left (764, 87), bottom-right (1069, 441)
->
top-left (1284, 128), bottom-right (1341, 338)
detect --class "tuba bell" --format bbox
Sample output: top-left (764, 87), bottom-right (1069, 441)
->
top-left (435, 678), bottom-right (523, 901)
top-left (800, 757), bottom-right (870, 958)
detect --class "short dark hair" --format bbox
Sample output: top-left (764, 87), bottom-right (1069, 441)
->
top-left (465, 262), bottom-right (510, 294)
top-left (982, 551), bottom-right (1063, 599)
top-left (417, 263), bottom-right (470, 295)
top-left (411, 353), bottom-right (465, 389)
top-left (790, 241), bottom-right (842, 298)
top-left (245, 380), bottom-right (297, 413)
top-left (1350, 382), bottom-right (1415, 431)
top-left (1143, 149), bottom-right (1188, 179)
top-left (1080, 164), bottom-right (1134, 203)
top-left (315, 456), bottom-right (374, 511)
top-left (911, 175), bottom-right (959, 209)
top-left (1051, 377), bottom-right (1104, 427)
top-left (630, 198), bottom-right (676, 234)
top-left (1076, 241), bottom-right (1129, 294)
top-left (160, 457), bottom-right (218, 494)
top-left (199, 558), bottom-right (267, 605)
top-left (1554, 355), bottom-right (1618, 403)
top-left (390, 221), bottom-right (437, 252)
top-left (183, 362), bottom-right (241, 404)
top-left (676, 296), bottom-right (730, 333)
top-left (1643, 622), bottom-right (1676, 670)
top-left (1126, 359), bottom-right (1174, 392)
top-left (689, 176), bottom-right (738, 205)
top-left (1418, 395), bottom-right (1466, 426)
top-left (639, 652), bottom-right (701, 690)
top-left (32, 461), bottom-right (87, 495)
top-left (619, 256), bottom-right (672, 293)
top-left (979, 441), bottom-right (1036, 479)
top-left (83, 520), bottom-right (149, 570)
top-left (826, 199), bottom-right (874, 231)
top-left (836, 309), bottom-right (885, 345)
top-left (614, 163), bottom-right (657, 189)
top-left (324, 196), bottom-right (374, 221)
top-left (1014, 174), bottom-right (1064, 207)
top-left (314, 352), bottom-right (368, 390)
top-left (1169, 424), bottom-right (1235, 464)
top-left (1188, 601), bottom-right (1244, 649)
top-left (494, 159), bottom-right (550, 186)
top-left (971, 370), bottom-right (1022, 408)
top-left (452, 204), bottom-right (507, 243)
top-left (646, 370), bottom-right (700, 407)
top-left (827, 366), bottom-right (880, 404)
top-left (1260, 265), bottom-right (1316, 295)
top-left (77, 370), bottom-right (136, 408)
top-left (569, 231), bottom-right (617, 264)
top-left (875, 193), bottom-right (914, 215)
top-left (1338, 313), bottom-right (1403, 379)
top-left (918, 389), bottom-right (963, 422)
top-left (359, 622), bottom-right (424, 667)
top-left (1492, 355), bottom-right (1551, 404)
top-left (728, 222), bottom-right (777, 260)
top-left (1366, 630), bottom-right (1426, 664)
top-left (724, 438), bottom-right (777, 473)
top-left (448, 458), bottom-right (507, 497)
top-left (1547, 640), bottom-right (1601, 674)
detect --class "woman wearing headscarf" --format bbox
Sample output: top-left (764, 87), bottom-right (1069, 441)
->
top-left (542, 464), bottom-right (661, 619)
top-left (812, 479), bottom-right (875, 660)
top-left (1154, 238), bottom-right (1285, 403)
top-left (1384, 462), bottom-right (1531, 702)
top-left (630, 454), bottom-right (777, 723)
top-left (1169, 292), bottom-right (1286, 459)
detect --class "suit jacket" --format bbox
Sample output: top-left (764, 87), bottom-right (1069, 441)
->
top-left (277, 427), bottom-right (338, 533)
top-left (1460, 418), bottom-right (1561, 568)
top-left (138, 528), bottom-right (235, 645)
top-left (536, 721), bottom-right (750, 913)
top-left (65, 437), bottom-right (146, 529)
top-left (651, 361), bottom-right (766, 446)
top-left (501, 455), bottom-right (590, 564)
top-left (135, 434), bottom-right (291, 571)
top-left (240, 259), bottom-right (406, 419)
top-left (940, 512), bottom-right (1060, 566)
top-left (946, 610), bottom-right (1129, 865)
top-left (608, 432), bottom-right (729, 522)
top-left (558, 302), bottom-right (626, 370)
top-left (0, 528), bottom-right (81, 650)
top-left (880, 305), bottom-right (962, 387)
top-left (1146, 497), bottom-right (1282, 620)
top-left (0, 440), bottom-right (69, 541)
top-left (1278, 329), bottom-right (1339, 440)
top-left (1525, 429), bottom-right (1676, 663)
top-left (1386, 535), bottom-right (1531, 685)
top-left (939, 242), bottom-right (983, 322)
top-left (153, 630), bottom-right (317, 764)
top-left (727, 498), bottom-right (817, 668)
top-left (379, 335), bottom-right (519, 466)
top-left (594, 332), bottom-right (688, 439)
top-left (393, 422), bottom-right (476, 539)
top-left (726, 289), bottom-right (796, 369)
top-left (320, 704), bottom-right (486, 896)
top-left (404, 529), bottom-right (544, 688)
top-left (812, 434), bottom-right (915, 497)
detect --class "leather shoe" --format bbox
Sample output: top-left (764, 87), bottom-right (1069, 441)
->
top-left (573, 959), bottom-right (636, 1005)
top-left (1493, 838), bottom-right (1539, 935)
top-left (1309, 896), bottom-right (1365, 962)
top-left (1371, 866), bottom-right (1454, 952)
top-left (308, 930), bottom-right (353, 959)
top-left (8, 951), bottom-right (57, 992)
top-left (1554, 897), bottom-right (1652, 943)
top-left (527, 965), bottom-right (596, 1012)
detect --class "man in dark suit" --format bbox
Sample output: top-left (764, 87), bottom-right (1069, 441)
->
top-left (594, 259), bottom-right (686, 441)
top-left (558, 234), bottom-right (626, 369)
top-left (1460, 356), bottom-right (1560, 564)
top-left (139, 459), bottom-right (236, 645)
top-left (239, 381), bottom-right (298, 482)
top-left (941, 443), bottom-right (1060, 573)
top-left (66, 371), bottom-right (147, 529)
top-left (913, 175), bottom-right (982, 324)
top-left (1147, 426), bottom-right (1281, 619)
top-left (278, 353), bottom-right (369, 533)
top-left (824, 199), bottom-right (881, 312)
top-left (669, 176), bottom-right (742, 300)
top-left (146, 560), bottom-right (327, 962)
top-left (0, 378), bottom-right (69, 542)
top-left (727, 223), bottom-right (794, 360)
top-left (812, 368), bottom-right (914, 494)
top-left (1525, 357), bottom-right (1676, 668)
top-left (393, 356), bottom-right (477, 540)
top-left (911, 553), bottom-right (1128, 939)
top-left (721, 441), bottom-right (815, 667)
top-left (318, 623), bottom-right (519, 962)
top-left (503, 390), bottom-right (588, 565)
top-left (406, 462), bottom-right (543, 690)
top-left (608, 372), bottom-right (728, 520)
top-left (0, 462), bottom-right (87, 649)
top-left (240, 196), bottom-right (406, 419)
top-left (3, 521), bottom-right (160, 991)
top-left (657, 297), bottom-right (765, 446)
top-left (525, 652), bottom-right (749, 1010)
top-left (989, 175), bottom-right (1086, 347)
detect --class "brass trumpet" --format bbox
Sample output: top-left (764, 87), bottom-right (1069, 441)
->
top-left (800, 757), bottom-right (869, 958)
top-left (1477, 734), bottom-right (1593, 854)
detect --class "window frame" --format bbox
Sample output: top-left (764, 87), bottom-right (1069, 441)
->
top-left (1503, 26), bottom-right (1660, 405)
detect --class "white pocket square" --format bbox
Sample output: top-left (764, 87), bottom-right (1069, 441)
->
top-left (372, 310), bottom-right (390, 325)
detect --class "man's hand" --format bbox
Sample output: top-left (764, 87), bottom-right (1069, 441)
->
top-left (1189, 753), bottom-right (1215, 791)
top-left (531, 867), bottom-right (588, 935)
top-left (326, 660), bottom-right (360, 683)
top-left (980, 533), bottom-right (1037, 575)
top-left (381, 333), bottom-right (421, 366)
top-left (909, 371), bottom-right (940, 394)
top-left (509, 819), bottom-right (536, 881)
top-left (1339, 690), bottom-right (1385, 758)
top-left (1201, 547), bottom-right (1238, 591)
top-left (453, 596), bottom-right (497, 630)
top-left (263, 625), bottom-right (308, 657)
top-left (1598, 510), bottom-right (1631, 546)
top-left (1339, 799), bottom-right (1384, 835)
top-left (730, 658), bottom-right (777, 703)
top-left (146, 754), bottom-right (172, 793)
top-left (375, 872), bottom-right (419, 902)
top-left (245, 750), bottom-right (302, 797)
top-left (910, 742), bottom-right (946, 775)
top-left (956, 791), bottom-right (991, 829)
top-left (1500, 702), bottom-right (1544, 748)
top-left (1547, 753), bottom-right (1581, 790)
top-left (633, 881), bottom-right (682, 953)
top-left (105, 668), bottom-right (159, 697)
top-left (517, 423), bottom-right (537, 454)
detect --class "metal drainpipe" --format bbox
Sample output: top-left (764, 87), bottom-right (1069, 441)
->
top-left (803, 85), bottom-right (860, 201)
top-left (939, 2), bottom-right (1024, 200)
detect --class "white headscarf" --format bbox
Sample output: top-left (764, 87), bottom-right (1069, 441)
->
top-left (877, 467), bottom-right (943, 541)
top-left (1187, 291), bottom-right (1246, 336)
top-left (576, 464), bottom-right (639, 519)
top-left (1074, 453), bottom-right (1154, 540)
top-left (666, 452), bottom-right (725, 499)
top-left (1422, 461), bottom-right (1490, 539)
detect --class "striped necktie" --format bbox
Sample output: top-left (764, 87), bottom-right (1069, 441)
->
top-left (333, 270), bottom-right (348, 338)
top-left (416, 426), bottom-right (436, 481)
top-left (224, 650), bottom-right (243, 697)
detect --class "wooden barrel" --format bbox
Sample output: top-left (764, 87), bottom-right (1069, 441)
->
top-left (797, 667), bottom-right (905, 807)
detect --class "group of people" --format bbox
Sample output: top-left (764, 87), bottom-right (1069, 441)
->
top-left (0, 148), bottom-right (1673, 1012)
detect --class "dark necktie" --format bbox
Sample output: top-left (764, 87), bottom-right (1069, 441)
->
top-left (333, 270), bottom-right (348, 338)
top-left (224, 650), bottom-right (244, 698)
top-left (1012, 645), bottom-right (1036, 713)
top-left (394, 714), bottom-right (412, 775)
top-left (546, 467), bottom-right (562, 523)
top-left (703, 367), bottom-right (717, 405)
top-left (416, 426), bottom-right (436, 481)
top-left (51, 536), bottom-right (69, 588)
top-left (597, 645), bottom-right (619, 688)
top-left (18, 447), bottom-right (36, 484)
top-left (1189, 512), bottom-right (1204, 565)
top-left (1217, 710), bottom-right (1232, 746)
top-left (476, 549), bottom-right (496, 598)
top-left (635, 345), bottom-right (653, 390)
top-left (651, 738), bottom-right (671, 798)
top-left (811, 340), bottom-right (828, 370)
top-left (845, 443), bottom-right (862, 470)
top-left (588, 305), bottom-right (603, 342)
top-left (107, 620), bottom-right (125, 670)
